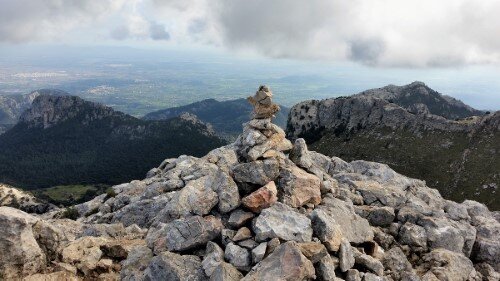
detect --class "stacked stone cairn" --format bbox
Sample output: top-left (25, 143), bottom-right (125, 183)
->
top-left (0, 86), bottom-right (499, 280)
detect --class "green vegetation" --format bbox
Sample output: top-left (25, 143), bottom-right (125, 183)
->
top-left (0, 99), bottom-right (226, 191)
top-left (33, 184), bottom-right (109, 206)
top-left (311, 126), bottom-right (500, 210)
top-left (62, 206), bottom-right (80, 220)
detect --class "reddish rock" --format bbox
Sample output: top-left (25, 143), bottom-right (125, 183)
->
top-left (241, 182), bottom-right (278, 213)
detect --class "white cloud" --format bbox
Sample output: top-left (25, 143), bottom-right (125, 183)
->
top-left (1, 0), bottom-right (499, 67)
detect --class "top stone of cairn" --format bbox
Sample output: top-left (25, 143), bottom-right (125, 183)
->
top-left (247, 85), bottom-right (280, 119)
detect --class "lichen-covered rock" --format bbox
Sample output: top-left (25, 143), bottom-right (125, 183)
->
top-left (253, 202), bottom-right (313, 242)
top-left (241, 242), bottom-right (315, 281)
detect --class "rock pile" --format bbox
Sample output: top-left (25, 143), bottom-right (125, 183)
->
top-left (0, 86), bottom-right (499, 280)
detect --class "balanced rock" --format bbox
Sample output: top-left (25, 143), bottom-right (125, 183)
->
top-left (247, 85), bottom-right (280, 119)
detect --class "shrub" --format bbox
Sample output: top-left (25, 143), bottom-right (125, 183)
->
top-left (62, 206), bottom-right (79, 220)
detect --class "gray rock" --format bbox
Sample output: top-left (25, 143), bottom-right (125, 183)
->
top-left (398, 223), bottom-right (427, 248)
top-left (346, 269), bottom-right (362, 281)
top-left (471, 215), bottom-right (500, 271)
top-left (382, 247), bottom-right (414, 281)
top-left (417, 248), bottom-right (474, 281)
top-left (241, 241), bottom-right (315, 281)
top-left (221, 229), bottom-right (237, 246)
top-left (202, 242), bottom-right (224, 277)
top-left (144, 251), bottom-right (207, 281)
top-left (147, 215), bottom-right (223, 253)
top-left (121, 245), bottom-right (154, 281)
top-left (0, 207), bottom-right (46, 279)
top-left (310, 208), bottom-right (343, 251)
top-left (339, 238), bottom-right (355, 272)
top-left (211, 170), bottom-right (241, 213)
top-left (210, 262), bottom-right (244, 281)
top-left (316, 255), bottom-right (337, 281)
top-left (238, 239), bottom-right (258, 249)
top-left (253, 202), bottom-right (313, 242)
top-left (363, 272), bottom-right (384, 281)
top-left (224, 243), bottom-right (251, 271)
top-left (355, 205), bottom-right (395, 227)
top-left (355, 253), bottom-right (384, 276)
top-left (228, 210), bottom-right (254, 229)
top-left (251, 242), bottom-right (267, 264)
top-left (315, 195), bottom-right (374, 244)
top-left (278, 165), bottom-right (321, 208)
top-left (232, 159), bottom-right (279, 186)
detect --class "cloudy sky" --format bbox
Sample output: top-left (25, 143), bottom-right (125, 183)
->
top-left (1, 0), bottom-right (500, 107)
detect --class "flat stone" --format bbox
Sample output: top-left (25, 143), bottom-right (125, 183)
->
top-left (253, 202), bottom-right (313, 242)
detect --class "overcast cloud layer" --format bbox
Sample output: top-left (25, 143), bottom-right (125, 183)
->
top-left (1, 0), bottom-right (499, 67)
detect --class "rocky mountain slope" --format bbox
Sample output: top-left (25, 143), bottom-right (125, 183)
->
top-left (143, 98), bottom-right (289, 140)
top-left (0, 93), bottom-right (226, 189)
top-left (287, 83), bottom-right (499, 210)
top-left (0, 184), bottom-right (55, 214)
top-left (1, 86), bottom-right (499, 281)
top-left (354, 82), bottom-right (484, 120)
top-left (0, 90), bottom-right (43, 132)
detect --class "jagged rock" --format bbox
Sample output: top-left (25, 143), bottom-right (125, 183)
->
top-left (0, 207), bottom-right (45, 279)
top-left (225, 243), bottom-right (252, 271)
top-left (221, 229), bottom-right (237, 246)
top-left (470, 215), bottom-right (500, 271)
top-left (232, 159), bottom-right (280, 186)
top-left (241, 181), bottom-right (278, 213)
top-left (120, 245), bottom-right (154, 281)
top-left (355, 253), bottom-right (384, 276)
top-left (382, 247), bottom-right (415, 280)
top-left (233, 227), bottom-right (252, 242)
top-left (298, 242), bottom-right (329, 263)
top-left (346, 269), bottom-right (361, 281)
top-left (474, 263), bottom-right (500, 281)
top-left (211, 262), bottom-right (244, 281)
top-left (310, 208), bottom-right (343, 251)
top-left (315, 195), bottom-right (374, 244)
top-left (202, 241), bottom-right (225, 277)
top-left (144, 251), bottom-right (207, 280)
top-left (228, 209), bottom-right (255, 228)
top-left (241, 241), bottom-right (315, 281)
top-left (253, 202), bottom-right (313, 242)
top-left (147, 215), bottom-right (223, 253)
top-left (316, 255), bottom-right (337, 281)
top-left (339, 238), bottom-right (355, 272)
top-left (278, 165), bottom-right (322, 208)
top-left (354, 205), bottom-right (395, 227)
top-left (212, 170), bottom-right (241, 213)
top-left (398, 223), bottom-right (427, 248)
top-left (417, 248), bottom-right (475, 281)
top-left (251, 242), bottom-right (267, 264)
top-left (61, 236), bottom-right (109, 276)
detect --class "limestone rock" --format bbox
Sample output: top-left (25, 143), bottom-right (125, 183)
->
top-left (241, 241), bottom-right (315, 281)
top-left (147, 215), bottom-right (223, 253)
top-left (144, 251), bottom-right (207, 281)
top-left (232, 159), bottom-right (280, 186)
top-left (211, 262), bottom-right (244, 281)
top-left (278, 165), bottom-right (322, 208)
top-left (417, 248), bottom-right (475, 281)
top-left (339, 238), bottom-right (355, 272)
top-left (0, 207), bottom-right (45, 279)
top-left (225, 242), bottom-right (252, 271)
top-left (241, 181), bottom-right (278, 213)
top-left (253, 202), bottom-right (313, 242)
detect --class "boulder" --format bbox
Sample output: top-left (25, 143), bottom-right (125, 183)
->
top-left (0, 207), bottom-right (46, 279)
top-left (211, 262), bottom-right (244, 281)
top-left (241, 241), bottom-right (315, 281)
top-left (232, 159), bottom-right (280, 186)
top-left (253, 202), bottom-right (313, 242)
top-left (144, 251), bottom-right (207, 281)
top-left (278, 165), bottom-right (322, 208)
top-left (147, 215), bottom-right (223, 253)
top-left (225, 243), bottom-right (252, 271)
top-left (241, 181), bottom-right (278, 213)
top-left (314, 195), bottom-right (374, 244)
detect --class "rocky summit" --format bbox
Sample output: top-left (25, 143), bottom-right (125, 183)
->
top-left (1, 86), bottom-right (499, 281)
